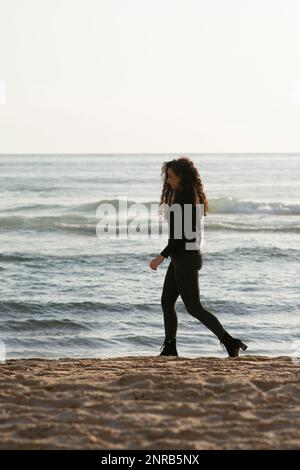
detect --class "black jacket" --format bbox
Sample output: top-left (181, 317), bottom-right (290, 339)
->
top-left (160, 187), bottom-right (202, 259)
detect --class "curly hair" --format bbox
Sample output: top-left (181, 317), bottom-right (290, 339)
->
top-left (159, 156), bottom-right (209, 217)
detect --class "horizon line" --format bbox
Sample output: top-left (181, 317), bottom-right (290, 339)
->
top-left (0, 152), bottom-right (300, 156)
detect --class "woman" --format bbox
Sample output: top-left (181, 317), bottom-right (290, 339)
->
top-left (149, 156), bottom-right (248, 358)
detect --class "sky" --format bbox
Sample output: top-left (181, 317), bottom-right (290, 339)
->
top-left (0, 0), bottom-right (300, 153)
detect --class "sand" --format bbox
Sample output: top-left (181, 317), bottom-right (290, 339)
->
top-left (0, 355), bottom-right (299, 450)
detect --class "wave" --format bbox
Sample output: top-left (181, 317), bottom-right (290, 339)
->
top-left (206, 245), bottom-right (300, 259)
top-left (0, 214), bottom-right (299, 234)
top-left (0, 299), bottom-right (296, 326)
top-left (208, 197), bottom-right (300, 215)
top-left (59, 197), bottom-right (300, 216)
top-left (2, 196), bottom-right (300, 216)
top-left (0, 253), bottom-right (46, 263)
top-left (0, 245), bottom-right (299, 268)
top-left (0, 199), bottom-right (140, 215)
top-left (0, 203), bottom-right (69, 213)
top-left (72, 199), bottom-right (139, 213)
top-left (0, 300), bottom-right (157, 316)
top-left (0, 318), bottom-right (89, 332)
top-left (0, 252), bottom-right (153, 264)
top-left (0, 214), bottom-right (97, 234)
top-left (207, 222), bottom-right (300, 232)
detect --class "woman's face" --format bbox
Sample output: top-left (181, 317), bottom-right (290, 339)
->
top-left (167, 167), bottom-right (182, 190)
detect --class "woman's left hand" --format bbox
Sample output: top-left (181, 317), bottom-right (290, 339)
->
top-left (149, 255), bottom-right (165, 271)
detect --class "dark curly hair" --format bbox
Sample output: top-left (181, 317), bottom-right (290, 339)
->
top-left (159, 156), bottom-right (209, 217)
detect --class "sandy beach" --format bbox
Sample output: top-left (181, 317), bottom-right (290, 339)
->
top-left (0, 355), bottom-right (299, 450)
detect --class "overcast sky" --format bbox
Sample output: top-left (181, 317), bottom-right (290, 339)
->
top-left (0, 0), bottom-right (300, 153)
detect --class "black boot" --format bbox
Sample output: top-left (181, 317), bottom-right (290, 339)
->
top-left (159, 337), bottom-right (178, 356)
top-left (219, 331), bottom-right (247, 358)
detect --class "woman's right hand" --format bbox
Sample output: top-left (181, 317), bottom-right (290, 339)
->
top-left (149, 255), bottom-right (165, 271)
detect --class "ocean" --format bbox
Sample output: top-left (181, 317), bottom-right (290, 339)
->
top-left (0, 153), bottom-right (299, 359)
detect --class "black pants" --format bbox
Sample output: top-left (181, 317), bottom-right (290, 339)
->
top-left (161, 251), bottom-right (226, 340)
